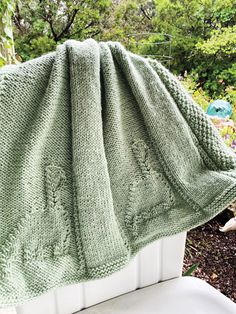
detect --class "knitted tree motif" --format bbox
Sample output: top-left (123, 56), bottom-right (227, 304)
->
top-left (125, 139), bottom-right (176, 239)
top-left (0, 164), bottom-right (72, 279)
top-left (22, 164), bottom-right (72, 262)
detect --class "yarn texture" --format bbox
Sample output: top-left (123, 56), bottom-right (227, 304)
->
top-left (0, 38), bottom-right (236, 307)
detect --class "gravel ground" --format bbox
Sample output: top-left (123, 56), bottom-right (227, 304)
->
top-left (182, 205), bottom-right (236, 303)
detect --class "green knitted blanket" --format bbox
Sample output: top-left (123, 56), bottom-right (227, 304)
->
top-left (0, 38), bottom-right (236, 307)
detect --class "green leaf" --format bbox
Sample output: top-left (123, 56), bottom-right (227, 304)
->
top-left (0, 56), bottom-right (6, 67)
top-left (183, 263), bottom-right (199, 276)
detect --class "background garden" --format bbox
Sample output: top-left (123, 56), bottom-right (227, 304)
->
top-left (0, 0), bottom-right (236, 304)
top-left (1, 0), bottom-right (236, 152)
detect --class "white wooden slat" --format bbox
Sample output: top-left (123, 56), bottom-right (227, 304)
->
top-left (55, 283), bottom-right (85, 314)
top-left (161, 231), bottom-right (187, 281)
top-left (138, 240), bottom-right (162, 288)
top-left (83, 255), bottom-right (139, 308)
top-left (0, 307), bottom-right (16, 314)
top-left (16, 289), bottom-right (56, 314)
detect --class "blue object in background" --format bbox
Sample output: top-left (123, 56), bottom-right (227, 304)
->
top-left (207, 99), bottom-right (232, 118)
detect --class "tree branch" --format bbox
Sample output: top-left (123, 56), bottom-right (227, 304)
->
top-left (56, 8), bottom-right (79, 41)
top-left (47, 18), bottom-right (58, 42)
top-left (140, 5), bottom-right (151, 20)
top-left (84, 21), bottom-right (94, 30)
top-left (13, 3), bottom-right (25, 34)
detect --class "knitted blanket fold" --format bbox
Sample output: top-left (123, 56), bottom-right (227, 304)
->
top-left (0, 38), bottom-right (236, 307)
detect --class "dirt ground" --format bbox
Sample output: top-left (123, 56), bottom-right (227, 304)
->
top-left (182, 203), bottom-right (236, 303)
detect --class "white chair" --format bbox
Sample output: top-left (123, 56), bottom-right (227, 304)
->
top-left (15, 231), bottom-right (236, 314)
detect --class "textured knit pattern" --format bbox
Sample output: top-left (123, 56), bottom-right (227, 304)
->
top-left (0, 38), bottom-right (236, 307)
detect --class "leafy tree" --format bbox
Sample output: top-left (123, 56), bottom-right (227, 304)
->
top-left (12, 0), bottom-right (157, 60)
top-left (194, 25), bottom-right (236, 96)
top-left (100, 0), bottom-right (155, 45)
top-left (12, 0), bottom-right (112, 61)
top-left (7, 0), bottom-right (236, 108)
top-left (0, 0), bottom-right (17, 66)
top-left (136, 0), bottom-right (236, 99)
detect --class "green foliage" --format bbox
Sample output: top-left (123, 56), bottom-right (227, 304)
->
top-left (14, 36), bottom-right (57, 61)
top-left (193, 24), bottom-right (236, 97)
top-left (130, 0), bottom-right (236, 99)
top-left (225, 86), bottom-right (236, 122)
top-left (180, 73), bottom-right (236, 124)
top-left (180, 73), bottom-right (213, 112)
top-left (100, 0), bottom-right (155, 45)
top-left (12, 0), bottom-right (112, 61)
top-left (0, 0), bottom-right (16, 65)
top-left (221, 63), bottom-right (236, 88)
top-left (100, 0), bottom-right (139, 42)
top-left (6, 0), bottom-right (236, 117)
top-left (196, 25), bottom-right (236, 55)
top-left (12, 0), bottom-right (157, 59)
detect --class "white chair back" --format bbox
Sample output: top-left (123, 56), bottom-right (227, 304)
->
top-left (15, 232), bottom-right (187, 314)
